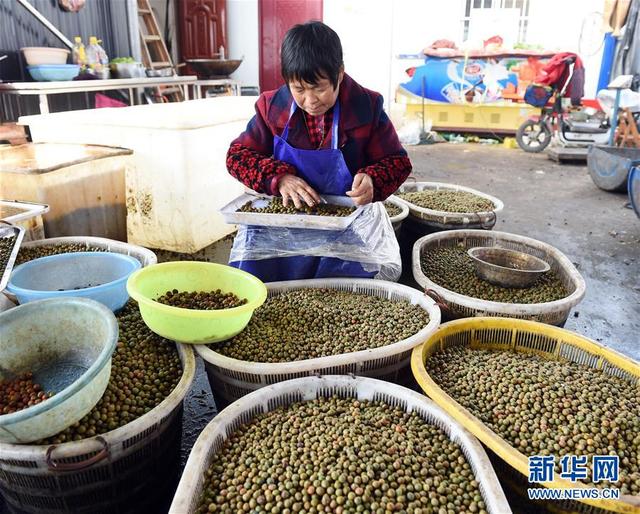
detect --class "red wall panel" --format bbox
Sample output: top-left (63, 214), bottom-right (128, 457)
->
top-left (258, 0), bottom-right (323, 92)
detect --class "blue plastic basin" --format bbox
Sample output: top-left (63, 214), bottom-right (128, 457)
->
top-left (27, 64), bottom-right (80, 81)
top-left (7, 252), bottom-right (141, 312)
top-left (0, 298), bottom-right (117, 443)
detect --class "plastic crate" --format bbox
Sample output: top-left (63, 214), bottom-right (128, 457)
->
top-left (0, 344), bottom-right (195, 514)
top-left (17, 236), bottom-right (157, 267)
top-left (0, 223), bottom-right (24, 293)
top-left (195, 278), bottom-right (441, 404)
top-left (0, 144), bottom-right (131, 241)
top-left (0, 200), bottom-right (49, 242)
top-left (411, 317), bottom-right (640, 513)
top-left (170, 375), bottom-right (512, 514)
top-left (384, 195), bottom-right (409, 235)
top-left (412, 229), bottom-right (586, 325)
top-left (396, 181), bottom-right (503, 229)
top-left (403, 101), bottom-right (539, 133)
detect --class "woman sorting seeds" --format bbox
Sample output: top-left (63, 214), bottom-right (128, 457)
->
top-left (226, 21), bottom-right (410, 282)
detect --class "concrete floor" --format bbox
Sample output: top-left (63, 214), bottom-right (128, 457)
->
top-left (407, 143), bottom-right (639, 361)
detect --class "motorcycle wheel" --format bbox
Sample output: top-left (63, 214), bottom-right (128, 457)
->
top-left (516, 120), bottom-right (552, 153)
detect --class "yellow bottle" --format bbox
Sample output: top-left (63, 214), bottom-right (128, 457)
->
top-left (72, 36), bottom-right (86, 69)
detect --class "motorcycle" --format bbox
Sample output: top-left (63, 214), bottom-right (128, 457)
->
top-left (517, 55), bottom-right (610, 153)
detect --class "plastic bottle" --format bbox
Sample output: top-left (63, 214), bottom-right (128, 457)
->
top-left (86, 36), bottom-right (110, 78)
top-left (71, 36), bottom-right (86, 70)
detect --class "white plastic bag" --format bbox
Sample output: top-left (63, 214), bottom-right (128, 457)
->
top-left (597, 88), bottom-right (640, 118)
top-left (229, 202), bottom-right (401, 281)
top-left (397, 120), bottom-right (424, 146)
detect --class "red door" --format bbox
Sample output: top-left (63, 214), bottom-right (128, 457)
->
top-left (258, 0), bottom-right (323, 92)
top-left (178, 0), bottom-right (227, 61)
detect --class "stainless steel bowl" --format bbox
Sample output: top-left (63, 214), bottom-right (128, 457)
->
top-left (468, 246), bottom-right (551, 288)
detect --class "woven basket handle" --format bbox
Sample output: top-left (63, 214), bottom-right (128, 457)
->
top-left (46, 436), bottom-right (109, 472)
top-left (424, 288), bottom-right (451, 316)
top-left (470, 210), bottom-right (496, 230)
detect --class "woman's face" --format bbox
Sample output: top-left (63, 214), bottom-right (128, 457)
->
top-left (289, 70), bottom-right (344, 116)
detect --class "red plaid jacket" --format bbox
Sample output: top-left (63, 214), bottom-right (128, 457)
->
top-left (226, 74), bottom-right (411, 201)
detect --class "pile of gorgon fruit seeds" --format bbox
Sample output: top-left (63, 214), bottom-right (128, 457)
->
top-left (238, 197), bottom-right (355, 217)
top-left (0, 372), bottom-right (53, 414)
top-left (384, 202), bottom-right (403, 218)
top-left (0, 234), bottom-right (17, 275)
top-left (197, 397), bottom-right (487, 514)
top-left (426, 347), bottom-right (640, 495)
top-left (398, 190), bottom-right (494, 213)
top-left (214, 289), bottom-right (430, 363)
top-left (38, 301), bottom-right (181, 444)
top-left (157, 289), bottom-right (248, 310)
top-left (17, 243), bottom-right (106, 265)
top-left (420, 245), bottom-right (568, 303)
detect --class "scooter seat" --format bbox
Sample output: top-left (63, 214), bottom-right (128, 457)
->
top-left (564, 119), bottom-right (609, 134)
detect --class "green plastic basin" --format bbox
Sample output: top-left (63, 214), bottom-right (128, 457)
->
top-left (126, 262), bottom-right (267, 344)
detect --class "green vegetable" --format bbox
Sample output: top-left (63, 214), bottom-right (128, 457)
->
top-left (110, 57), bottom-right (136, 64)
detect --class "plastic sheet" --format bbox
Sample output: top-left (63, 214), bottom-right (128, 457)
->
top-left (596, 88), bottom-right (640, 118)
top-left (229, 202), bottom-right (401, 281)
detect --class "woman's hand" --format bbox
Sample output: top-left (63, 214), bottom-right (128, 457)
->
top-left (346, 173), bottom-right (374, 206)
top-left (277, 174), bottom-right (322, 208)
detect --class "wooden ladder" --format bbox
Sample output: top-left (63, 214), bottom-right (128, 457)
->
top-left (615, 108), bottom-right (640, 148)
top-left (137, 0), bottom-right (183, 102)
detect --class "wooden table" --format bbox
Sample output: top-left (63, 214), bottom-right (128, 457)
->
top-left (0, 76), bottom-right (198, 114)
top-left (190, 78), bottom-right (242, 98)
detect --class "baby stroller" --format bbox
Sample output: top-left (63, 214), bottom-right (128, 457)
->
top-left (517, 53), bottom-right (610, 153)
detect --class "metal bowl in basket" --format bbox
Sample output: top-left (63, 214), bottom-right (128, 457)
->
top-left (468, 246), bottom-right (550, 288)
top-left (412, 230), bottom-right (586, 326)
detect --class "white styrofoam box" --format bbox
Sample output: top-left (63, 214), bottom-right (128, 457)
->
top-left (20, 97), bottom-right (258, 253)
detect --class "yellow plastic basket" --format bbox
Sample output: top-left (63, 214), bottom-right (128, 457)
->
top-left (411, 317), bottom-right (640, 514)
top-left (402, 100), bottom-right (539, 133)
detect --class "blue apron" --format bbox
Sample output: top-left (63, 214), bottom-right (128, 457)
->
top-left (229, 101), bottom-right (376, 282)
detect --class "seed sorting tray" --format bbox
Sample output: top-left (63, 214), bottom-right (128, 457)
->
top-left (0, 199), bottom-right (49, 224)
top-left (0, 223), bottom-right (25, 292)
top-left (220, 193), bottom-right (363, 230)
top-left (395, 181), bottom-right (503, 228)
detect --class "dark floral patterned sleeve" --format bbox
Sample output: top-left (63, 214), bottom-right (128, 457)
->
top-left (359, 154), bottom-right (412, 202)
top-left (226, 93), bottom-right (296, 195)
top-left (358, 95), bottom-right (412, 201)
top-left (226, 143), bottom-right (296, 194)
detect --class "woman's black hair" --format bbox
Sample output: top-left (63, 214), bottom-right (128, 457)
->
top-left (281, 21), bottom-right (343, 89)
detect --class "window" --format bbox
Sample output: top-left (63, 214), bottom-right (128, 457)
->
top-left (462, 0), bottom-right (530, 43)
